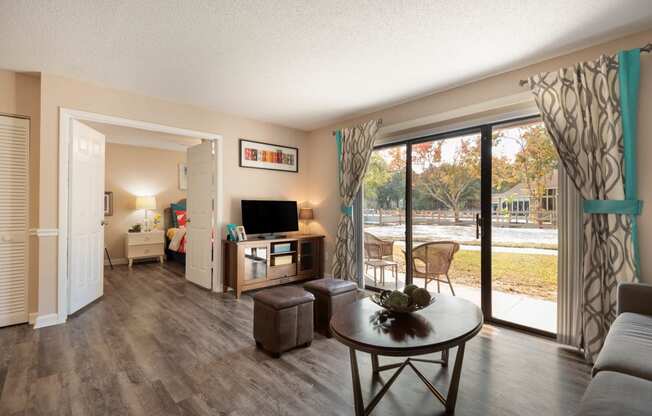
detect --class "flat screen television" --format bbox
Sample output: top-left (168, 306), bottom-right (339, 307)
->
top-left (241, 200), bottom-right (298, 238)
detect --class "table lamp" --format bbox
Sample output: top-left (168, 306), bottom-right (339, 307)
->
top-left (136, 196), bottom-right (157, 232)
top-left (299, 207), bottom-right (314, 234)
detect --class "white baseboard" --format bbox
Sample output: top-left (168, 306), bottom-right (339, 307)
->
top-left (28, 312), bottom-right (38, 325)
top-left (105, 257), bottom-right (128, 266)
top-left (34, 313), bottom-right (66, 329)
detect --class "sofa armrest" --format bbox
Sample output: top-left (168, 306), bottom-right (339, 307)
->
top-left (617, 283), bottom-right (652, 316)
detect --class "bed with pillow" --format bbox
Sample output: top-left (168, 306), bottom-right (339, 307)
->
top-left (164, 199), bottom-right (188, 264)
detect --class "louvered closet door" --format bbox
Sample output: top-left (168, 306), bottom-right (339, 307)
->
top-left (0, 115), bottom-right (29, 327)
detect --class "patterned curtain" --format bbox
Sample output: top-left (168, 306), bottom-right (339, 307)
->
top-left (332, 119), bottom-right (381, 284)
top-left (527, 50), bottom-right (641, 362)
top-left (557, 164), bottom-right (583, 348)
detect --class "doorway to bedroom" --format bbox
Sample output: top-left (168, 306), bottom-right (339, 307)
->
top-left (86, 121), bottom-right (198, 269)
top-left (58, 110), bottom-right (223, 319)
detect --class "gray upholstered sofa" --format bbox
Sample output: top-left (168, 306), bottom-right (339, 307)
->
top-left (576, 283), bottom-right (652, 416)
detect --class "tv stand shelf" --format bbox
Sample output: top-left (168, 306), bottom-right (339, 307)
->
top-left (222, 234), bottom-right (325, 299)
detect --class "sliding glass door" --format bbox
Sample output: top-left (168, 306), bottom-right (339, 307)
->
top-left (360, 116), bottom-right (558, 336)
top-left (490, 119), bottom-right (558, 333)
top-left (410, 131), bottom-right (482, 308)
top-left (362, 144), bottom-right (406, 291)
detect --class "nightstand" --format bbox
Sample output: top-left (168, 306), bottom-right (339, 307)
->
top-left (125, 230), bottom-right (165, 267)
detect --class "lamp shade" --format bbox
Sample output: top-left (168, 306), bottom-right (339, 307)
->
top-left (136, 196), bottom-right (157, 210)
top-left (299, 207), bottom-right (314, 220)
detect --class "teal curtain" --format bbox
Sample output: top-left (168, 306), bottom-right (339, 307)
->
top-left (619, 49), bottom-right (642, 273)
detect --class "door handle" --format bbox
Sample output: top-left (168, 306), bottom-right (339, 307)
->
top-left (475, 214), bottom-right (481, 239)
top-left (101, 220), bottom-right (107, 226)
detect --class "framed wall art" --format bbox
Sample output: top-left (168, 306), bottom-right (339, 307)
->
top-left (239, 139), bottom-right (298, 173)
top-left (104, 191), bottom-right (114, 216)
top-left (178, 163), bottom-right (188, 190)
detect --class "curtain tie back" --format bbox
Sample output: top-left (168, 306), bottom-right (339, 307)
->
top-left (341, 205), bottom-right (353, 216)
top-left (583, 199), bottom-right (642, 215)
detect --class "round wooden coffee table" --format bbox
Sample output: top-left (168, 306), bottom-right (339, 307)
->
top-left (330, 295), bottom-right (483, 415)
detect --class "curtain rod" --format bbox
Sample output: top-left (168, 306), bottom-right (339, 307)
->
top-left (518, 43), bottom-right (652, 87)
top-left (332, 118), bottom-right (383, 136)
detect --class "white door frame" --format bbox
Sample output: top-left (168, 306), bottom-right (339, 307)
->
top-left (57, 108), bottom-right (224, 325)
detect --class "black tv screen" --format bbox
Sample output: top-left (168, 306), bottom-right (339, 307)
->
top-left (241, 200), bottom-right (298, 235)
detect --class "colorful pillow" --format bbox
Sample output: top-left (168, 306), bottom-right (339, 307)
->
top-left (170, 202), bottom-right (186, 227)
top-left (175, 210), bottom-right (187, 227)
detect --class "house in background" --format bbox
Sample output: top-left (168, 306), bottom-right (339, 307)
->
top-left (491, 169), bottom-right (558, 226)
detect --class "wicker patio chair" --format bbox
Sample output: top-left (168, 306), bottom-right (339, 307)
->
top-left (363, 232), bottom-right (394, 260)
top-left (363, 232), bottom-right (397, 287)
top-left (408, 241), bottom-right (460, 295)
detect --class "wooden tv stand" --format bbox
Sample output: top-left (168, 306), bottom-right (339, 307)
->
top-left (222, 234), bottom-right (325, 299)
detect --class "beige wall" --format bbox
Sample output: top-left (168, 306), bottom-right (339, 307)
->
top-left (0, 70), bottom-right (40, 315)
top-left (307, 29), bottom-right (652, 284)
top-left (104, 143), bottom-right (188, 261)
top-left (35, 74), bottom-right (310, 315)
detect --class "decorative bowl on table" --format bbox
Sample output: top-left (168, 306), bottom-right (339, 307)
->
top-left (370, 285), bottom-right (435, 314)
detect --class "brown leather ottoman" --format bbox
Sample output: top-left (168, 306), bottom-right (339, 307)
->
top-left (303, 278), bottom-right (358, 337)
top-left (253, 286), bottom-right (315, 357)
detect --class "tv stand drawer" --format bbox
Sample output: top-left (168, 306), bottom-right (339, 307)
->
top-left (268, 264), bottom-right (297, 279)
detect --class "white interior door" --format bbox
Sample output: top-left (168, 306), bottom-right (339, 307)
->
top-left (0, 115), bottom-right (29, 327)
top-left (69, 120), bottom-right (105, 314)
top-left (186, 141), bottom-right (214, 289)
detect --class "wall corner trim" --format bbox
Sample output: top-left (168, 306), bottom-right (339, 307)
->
top-left (28, 228), bottom-right (59, 237)
top-left (33, 313), bottom-right (66, 329)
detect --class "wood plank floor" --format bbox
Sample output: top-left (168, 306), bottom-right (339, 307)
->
top-left (0, 262), bottom-right (591, 416)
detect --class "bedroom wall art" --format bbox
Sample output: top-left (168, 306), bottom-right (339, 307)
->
top-left (104, 191), bottom-right (114, 216)
top-left (178, 163), bottom-right (188, 190)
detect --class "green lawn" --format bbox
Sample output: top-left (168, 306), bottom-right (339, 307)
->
top-left (450, 250), bottom-right (557, 301)
top-left (391, 246), bottom-right (558, 301)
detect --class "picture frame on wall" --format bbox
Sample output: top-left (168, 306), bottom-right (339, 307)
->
top-left (239, 139), bottom-right (298, 173)
top-left (178, 163), bottom-right (188, 190)
top-left (104, 191), bottom-right (114, 216)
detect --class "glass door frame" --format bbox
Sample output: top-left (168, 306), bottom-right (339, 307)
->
top-left (363, 141), bottom-right (413, 287)
top-left (360, 115), bottom-right (555, 338)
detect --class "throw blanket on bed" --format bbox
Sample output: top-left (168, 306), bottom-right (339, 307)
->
top-left (167, 227), bottom-right (187, 253)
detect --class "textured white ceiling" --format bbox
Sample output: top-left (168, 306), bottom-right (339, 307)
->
top-left (1, 1), bottom-right (651, 130)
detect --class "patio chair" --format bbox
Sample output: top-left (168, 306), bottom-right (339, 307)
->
top-left (363, 232), bottom-right (394, 260)
top-left (363, 232), bottom-right (398, 288)
top-left (405, 241), bottom-right (460, 295)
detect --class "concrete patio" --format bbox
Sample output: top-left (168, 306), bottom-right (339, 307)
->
top-left (364, 272), bottom-right (557, 333)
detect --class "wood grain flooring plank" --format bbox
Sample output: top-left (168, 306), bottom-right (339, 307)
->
top-left (0, 339), bottom-right (37, 415)
top-left (25, 373), bottom-right (64, 415)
